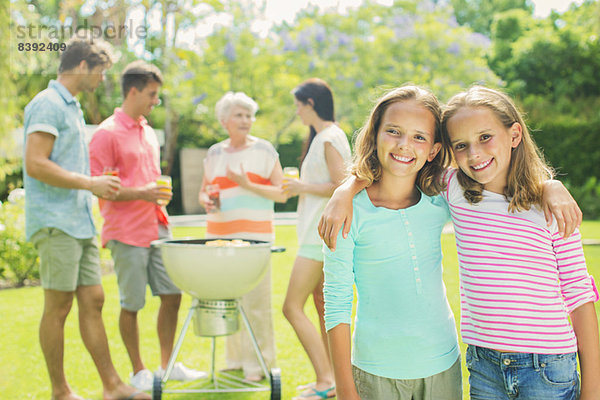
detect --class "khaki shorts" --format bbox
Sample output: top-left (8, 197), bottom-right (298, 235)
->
top-left (352, 356), bottom-right (462, 400)
top-left (31, 227), bottom-right (102, 291)
top-left (107, 225), bottom-right (180, 311)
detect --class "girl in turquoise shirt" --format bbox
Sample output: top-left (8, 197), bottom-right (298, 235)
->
top-left (323, 86), bottom-right (462, 400)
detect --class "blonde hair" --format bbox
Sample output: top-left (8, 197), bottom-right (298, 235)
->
top-left (351, 85), bottom-right (450, 196)
top-left (441, 86), bottom-right (554, 211)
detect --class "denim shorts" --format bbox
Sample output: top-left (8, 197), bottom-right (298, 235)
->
top-left (466, 345), bottom-right (579, 399)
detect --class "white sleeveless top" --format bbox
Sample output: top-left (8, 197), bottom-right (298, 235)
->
top-left (297, 124), bottom-right (352, 246)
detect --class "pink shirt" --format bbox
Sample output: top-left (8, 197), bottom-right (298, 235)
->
top-left (443, 169), bottom-right (598, 354)
top-left (89, 108), bottom-right (167, 248)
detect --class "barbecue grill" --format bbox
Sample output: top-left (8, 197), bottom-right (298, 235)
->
top-left (150, 238), bottom-right (283, 400)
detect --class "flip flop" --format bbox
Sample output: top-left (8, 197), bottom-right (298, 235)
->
top-left (294, 386), bottom-right (336, 399)
top-left (296, 382), bottom-right (316, 391)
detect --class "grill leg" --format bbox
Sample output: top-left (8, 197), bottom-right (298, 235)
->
top-left (162, 298), bottom-right (198, 384)
top-left (211, 336), bottom-right (218, 387)
top-left (238, 304), bottom-right (270, 379)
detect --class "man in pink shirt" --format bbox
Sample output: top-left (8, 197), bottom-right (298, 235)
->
top-left (89, 60), bottom-right (205, 391)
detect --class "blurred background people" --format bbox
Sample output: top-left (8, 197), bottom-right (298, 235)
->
top-left (24, 33), bottom-right (148, 400)
top-left (282, 78), bottom-right (351, 400)
top-left (199, 91), bottom-right (287, 381)
top-left (89, 60), bottom-right (206, 391)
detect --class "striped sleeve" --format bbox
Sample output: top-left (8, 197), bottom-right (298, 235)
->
top-left (554, 229), bottom-right (599, 313)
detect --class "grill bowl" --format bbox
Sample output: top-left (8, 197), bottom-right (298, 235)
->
top-left (153, 238), bottom-right (271, 300)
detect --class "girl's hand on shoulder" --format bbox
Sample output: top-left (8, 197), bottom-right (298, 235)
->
top-left (542, 180), bottom-right (582, 239)
top-left (318, 186), bottom-right (354, 251)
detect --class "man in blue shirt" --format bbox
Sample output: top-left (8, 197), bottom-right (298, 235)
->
top-left (24, 32), bottom-right (149, 400)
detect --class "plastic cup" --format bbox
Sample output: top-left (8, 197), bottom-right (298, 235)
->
top-left (205, 184), bottom-right (221, 212)
top-left (156, 175), bottom-right (172, 206)
top-left (103, 166), bottom-right (119, 176)
top-left (283, 167), bottom-right (299, 180)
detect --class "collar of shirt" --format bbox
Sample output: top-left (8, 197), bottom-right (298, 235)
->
top-left (113, 107), bottom-right (148, 131)
top-left (49, 79), bottom-right (78, 106)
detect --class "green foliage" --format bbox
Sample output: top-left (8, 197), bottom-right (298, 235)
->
top-left (0, 197), bottom-right (39, 286)
top-left (489, 1), bottom-right (600, 99)
top-left (528, 108), bottom-right (600, 187)
top-left (9, 0), bottom-right (598, 219)
top-left (450, 0), bottom-right (533, 36)
top-left (565, 177), bottom-right (600, 220)
top-left (0, 159), bottom-right (23, 202)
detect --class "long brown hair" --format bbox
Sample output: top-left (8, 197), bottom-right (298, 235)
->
top-left (351, 85), bottom-right (450, 196)
top-left (293, 78), bottom-right (335, 165)
top-left (441, 86), bottom-right (554, 211)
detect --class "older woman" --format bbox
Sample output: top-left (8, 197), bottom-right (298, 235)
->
top-left (198, 92), bottom-right (286, 381)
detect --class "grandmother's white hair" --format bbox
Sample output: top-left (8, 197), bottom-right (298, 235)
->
top-left (215, 91), bottom-right (259, 123)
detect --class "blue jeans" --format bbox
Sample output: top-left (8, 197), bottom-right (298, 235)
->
top-left (466, 345), bottom-right (579, 399)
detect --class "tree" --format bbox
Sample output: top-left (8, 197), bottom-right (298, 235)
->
top-left (450, 0), bottom-right (533, 36)
top-left (489, 1), bottom-right (600, 99)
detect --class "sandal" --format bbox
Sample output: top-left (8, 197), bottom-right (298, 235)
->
top-left (296, 382), bottom-right (316, 391)
top-left (293, 385), bottom-right (336, 399)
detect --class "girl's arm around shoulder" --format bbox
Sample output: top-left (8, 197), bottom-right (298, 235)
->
top-left (328, 324), bottom-right (362, 400)
top-left (319, 175), bottom-right (368, 251)
top-left (570, 302), bottom-right (600, 399)
top-left (323, 223), bottom-right (357, 332)
top-left (542, 180), bottom-right (582, 239)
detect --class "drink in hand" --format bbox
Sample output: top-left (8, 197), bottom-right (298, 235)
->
top-left (103, 166), bottom-right (119, 176)
top-left (205, 184), bottom-right (221, 212)
top-left (156, 175), bottom-right (172, 206)
top-left (283, 167), bottom-right (299, 180)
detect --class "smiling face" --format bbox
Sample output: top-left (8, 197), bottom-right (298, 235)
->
top-left (222, 105), bottom-right (254, 137)
top-left (446, 106), bottom-right (522, 194)
top-left (376, 100), bottom-right (441, 182)
top-left (133, 80), bottom-right (161, 117)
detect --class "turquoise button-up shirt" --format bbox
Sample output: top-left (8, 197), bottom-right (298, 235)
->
top-left (324, 189), bottom-right (459, 380)
top-left (23, 80), bottom-right (96, 240)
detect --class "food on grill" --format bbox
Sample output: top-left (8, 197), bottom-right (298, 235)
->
top-left (205, 239), bottom-right (251, 247)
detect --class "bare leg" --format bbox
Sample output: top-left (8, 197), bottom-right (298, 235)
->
top-left (157, 294), bottom-right (181, 369)
top-left (283, 257), bottom-right (335, 393)
top-left (119, 309), bottom-right (144, 373)
top-left (311, 277), bottom-right (331, 361)
top-left (76, 284), bottom-right (150, 400)
top-left (40, 289), bottom-right (85, 400)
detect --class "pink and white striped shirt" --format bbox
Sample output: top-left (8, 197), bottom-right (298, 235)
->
top-left (443, 169), bottom-right (598, 354)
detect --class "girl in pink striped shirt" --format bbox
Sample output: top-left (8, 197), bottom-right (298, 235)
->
top-left (442, 86), bottom-right (600, 399)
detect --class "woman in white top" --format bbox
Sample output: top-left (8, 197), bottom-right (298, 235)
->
top-left (282, 78), bottom-right (352, 400)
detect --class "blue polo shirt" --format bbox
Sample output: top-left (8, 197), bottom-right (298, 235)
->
top-left (23, 80), bottom-right (96, 240)
top-left (324, 189), bottom-right (459, 379)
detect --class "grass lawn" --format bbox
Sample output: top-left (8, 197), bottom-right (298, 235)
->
top-left (1, 222), bottom-right (600, 399)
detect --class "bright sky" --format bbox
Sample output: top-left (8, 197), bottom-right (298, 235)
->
top-left (262, 0), bottom-right (584, 24)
